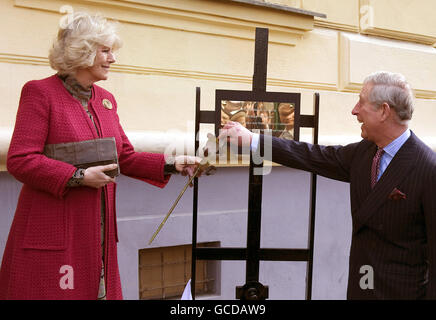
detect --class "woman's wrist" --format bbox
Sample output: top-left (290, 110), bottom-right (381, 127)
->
top-left (164, 156), bottom-right (179, 175)
top-left (66, 168), bottom-right (86, 187)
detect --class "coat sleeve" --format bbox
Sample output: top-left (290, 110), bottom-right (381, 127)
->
top-left (6, 81), bottom-right (77, 199)
top-left (260, 134), bottom-right (360, 183)
top-left (112, 98), bottom-right (170, 188)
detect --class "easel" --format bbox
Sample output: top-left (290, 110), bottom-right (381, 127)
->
top-left (191, 28), bottom-right (320, 300)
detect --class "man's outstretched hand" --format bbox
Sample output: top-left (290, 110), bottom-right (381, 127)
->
top-left (218, 121), bottom-right (254, 148)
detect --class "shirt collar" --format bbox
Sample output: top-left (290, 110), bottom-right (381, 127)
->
top-left (382, 129), bottom-right (411, 158)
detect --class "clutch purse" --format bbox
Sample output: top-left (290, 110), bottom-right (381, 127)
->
top-left (43, 137), bottom-right (120, 178)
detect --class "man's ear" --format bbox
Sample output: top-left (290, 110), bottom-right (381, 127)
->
top-left (380, 102), bottom-right (391, 122)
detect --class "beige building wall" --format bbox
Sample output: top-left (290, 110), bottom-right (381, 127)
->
top-left (1, 0), bottom-right (435, 171)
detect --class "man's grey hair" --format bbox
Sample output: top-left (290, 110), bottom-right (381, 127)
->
top-left (364, 71), bottom-right (414, 123)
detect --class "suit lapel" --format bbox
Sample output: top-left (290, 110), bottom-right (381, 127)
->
top-left (353, 143), bottom-right (375, 204)
top-left (352, 133), bottom-right (418, 234)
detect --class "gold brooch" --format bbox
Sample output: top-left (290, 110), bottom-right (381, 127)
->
top-left (102, 99), bottom-right (113, 110)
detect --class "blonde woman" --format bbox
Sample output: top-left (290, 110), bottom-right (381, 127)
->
top-left (0, 12), bottom-right (200, 300)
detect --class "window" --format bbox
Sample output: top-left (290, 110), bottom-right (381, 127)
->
top-left (139, 242), bottom-right (219, 299)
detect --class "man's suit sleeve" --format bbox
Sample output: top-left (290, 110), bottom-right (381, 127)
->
top-left (259, 135), bottom-right (359, 183)
top-left (423, 161), bottom-right (436, 299)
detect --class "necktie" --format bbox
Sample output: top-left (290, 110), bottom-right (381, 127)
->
top-left (371, 148), bottom-right (384, 188)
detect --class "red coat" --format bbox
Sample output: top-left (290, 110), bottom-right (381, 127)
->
top-left (0, 75), bottom-right (169, 299)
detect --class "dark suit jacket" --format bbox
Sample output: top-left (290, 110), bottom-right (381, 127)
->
top-left (260, 132), bottom-right (436, 299)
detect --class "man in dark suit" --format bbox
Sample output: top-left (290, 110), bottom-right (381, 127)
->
top-left (219, 71), bottom-right (436, 299)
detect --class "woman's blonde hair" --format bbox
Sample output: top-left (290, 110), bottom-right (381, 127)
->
top-left (49, 12), bottom-right (122, 75)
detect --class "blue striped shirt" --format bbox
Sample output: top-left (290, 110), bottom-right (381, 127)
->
top-left (377, 129), bottom-right (411, 181)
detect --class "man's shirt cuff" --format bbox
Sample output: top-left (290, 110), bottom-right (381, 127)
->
top-left (251, 133), bottom-right (260, 152)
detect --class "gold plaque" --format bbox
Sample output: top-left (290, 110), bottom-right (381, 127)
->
top-left (102, 99), bottom-right (113, 110)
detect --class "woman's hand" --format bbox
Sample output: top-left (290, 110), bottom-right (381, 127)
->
top-left (82, 163), bottom-right (118, 188)
top-left (174, 156), bottom-right (203, 178)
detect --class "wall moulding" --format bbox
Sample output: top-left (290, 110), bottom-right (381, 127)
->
top-left (339, 33), bottom-right (436, 100)
top-left (301, 0), bottom-right (360, 33)
top-left (14, 0), bottom-right (322, 46)
top-left (314, 20), bottom-right (359, 33)
top-left (359, 0), bottom-right (436, 46)
top-left (360, 27), bottom-right (436, 47)
top-left (0, 53), bottom-right (47, 66)
top-left (0, 52), bottom-right (337, 92)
